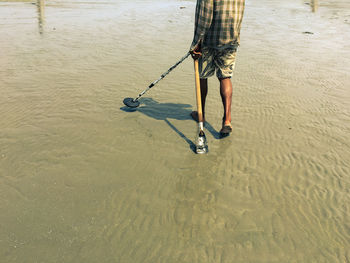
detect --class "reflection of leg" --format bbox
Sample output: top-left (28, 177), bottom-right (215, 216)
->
top-left (37, 0), bottom-right (45, 34)
top-left (219, 77), bottom-right (232, 126)
top-left (311, 0), bottom-right (318, 12)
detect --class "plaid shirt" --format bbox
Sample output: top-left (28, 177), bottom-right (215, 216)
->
top-left (191, 0), bottom-right (245, 50)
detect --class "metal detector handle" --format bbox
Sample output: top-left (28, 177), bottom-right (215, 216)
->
top-left (134, 52), bottom-right (191, 101)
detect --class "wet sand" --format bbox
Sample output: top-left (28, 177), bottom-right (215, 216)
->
top-left (1, 0), bottom-right (350, 262)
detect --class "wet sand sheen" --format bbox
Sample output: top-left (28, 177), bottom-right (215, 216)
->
top-left (0, 0), bottom-right (350, 262)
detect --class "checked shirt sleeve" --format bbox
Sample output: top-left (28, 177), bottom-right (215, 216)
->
top-left (190, 0), bottom-right (214, 51)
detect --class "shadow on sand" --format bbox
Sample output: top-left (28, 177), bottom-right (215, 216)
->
top-left (120, 98), bottom-right (223, 152)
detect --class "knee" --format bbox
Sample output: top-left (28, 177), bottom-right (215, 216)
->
top-left (218, 77), bottom-right (231, 82)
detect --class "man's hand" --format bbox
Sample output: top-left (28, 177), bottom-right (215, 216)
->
top-left (190, 43), bottom-right (202, 60)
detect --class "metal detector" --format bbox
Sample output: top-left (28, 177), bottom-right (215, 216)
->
top-left (123, 52), bottom-right (190, 108)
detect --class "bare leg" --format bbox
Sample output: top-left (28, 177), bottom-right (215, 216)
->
top-left (200, 78), bottom-right (208, 118)
top-left (219, 77), bottom-right (232, 126)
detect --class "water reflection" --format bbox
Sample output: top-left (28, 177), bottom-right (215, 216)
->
top-left (311, 0), bottom-right (318, 12)
top-left (37, 0), bottom-right (45, 34)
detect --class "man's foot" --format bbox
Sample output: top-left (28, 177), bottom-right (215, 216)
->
top-left (220, 119), bottom-right (232, 136)
top-left (220, 124), bottom-right (232, 134)
top-left (190, 111), bottom-right (205, 123)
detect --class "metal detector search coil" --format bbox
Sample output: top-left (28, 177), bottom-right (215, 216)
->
top-left (123, 98), bottom-right (140, 108)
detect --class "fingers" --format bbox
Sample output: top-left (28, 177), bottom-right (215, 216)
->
top-left (190, 50), bottom-right (202, 60)
top-left (190, 41), bottom-right (202, 59)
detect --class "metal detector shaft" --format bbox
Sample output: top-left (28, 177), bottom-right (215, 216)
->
top-left (133, 52), bottom-right (190, 102)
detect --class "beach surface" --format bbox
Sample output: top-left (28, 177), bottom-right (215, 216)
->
top-left (1, 0), bottom-right (350, 262)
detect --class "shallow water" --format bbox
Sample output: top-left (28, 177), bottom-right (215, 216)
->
top-left (1, 0), bottom-right (350, 262)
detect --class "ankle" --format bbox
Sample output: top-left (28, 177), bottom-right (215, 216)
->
top-left (223, 116), bottom-right (231, 125)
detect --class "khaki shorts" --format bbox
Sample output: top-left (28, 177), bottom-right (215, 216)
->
top-left (199, 46), bottom-right (238, 79)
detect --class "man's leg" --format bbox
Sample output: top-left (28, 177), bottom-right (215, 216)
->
top-left (200, 78), bottom-right (208, 118)
top-left (191, 46), bottom-right (214, 122)
top-left (191, 78), bottom-right (208, 122)
top-left (215, 46), bottom-right (237, 133)
top-left (219, 77), bottom-right (232, 126)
